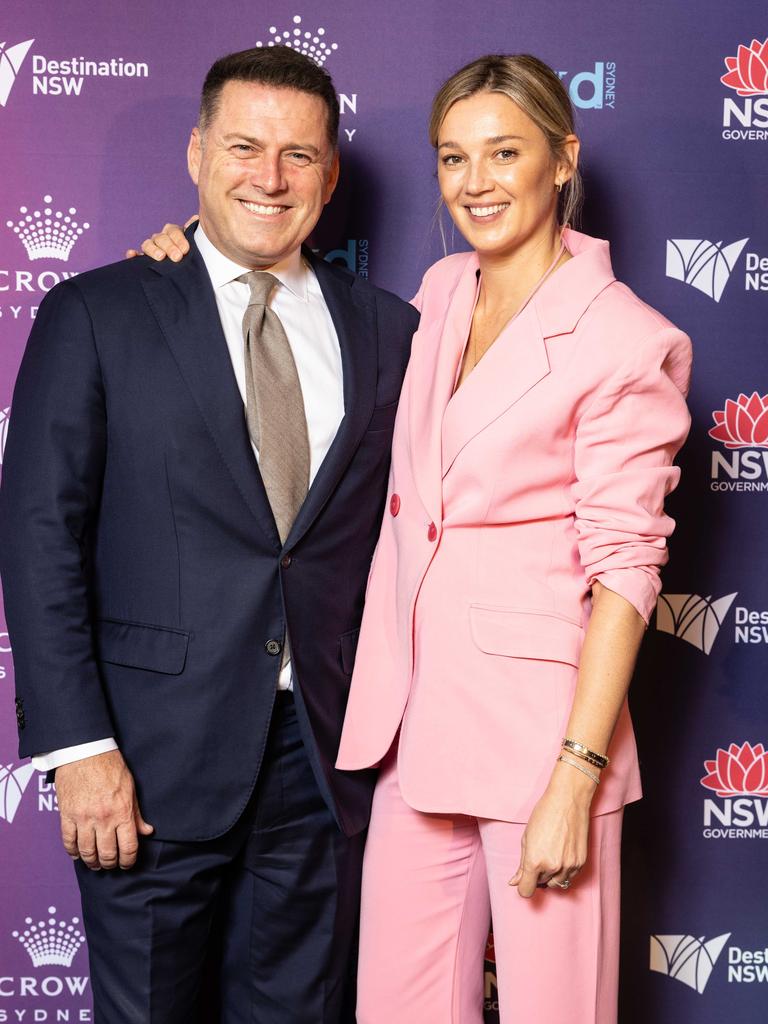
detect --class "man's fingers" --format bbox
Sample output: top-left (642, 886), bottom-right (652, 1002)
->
top-left (136, 812), bottom-right (155, 837)
top-left (115, 821), bottom-right (141, 869)
top-left (60, 818), bottom-right (80, 859)
top-left (77, 828), bottom-right (101, 870)
top-left (95, 827), bottom-right (119, 871)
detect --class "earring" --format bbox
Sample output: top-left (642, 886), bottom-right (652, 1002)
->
top-left (555, 182), bottom-right (563, 193)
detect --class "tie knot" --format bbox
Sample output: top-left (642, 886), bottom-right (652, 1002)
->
top-left (239, 271), bottom-right (279, 307)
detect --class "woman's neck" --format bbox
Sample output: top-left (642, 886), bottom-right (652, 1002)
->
top-left (476, 224), bottom-right (566, 316)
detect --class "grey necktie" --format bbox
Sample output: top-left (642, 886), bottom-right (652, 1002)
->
top-left (240, 271), bottom-right (310, 543)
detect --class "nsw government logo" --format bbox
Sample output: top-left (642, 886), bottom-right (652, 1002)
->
top-left (701, 741), bottom-right (768, 839)
top-left (721, 36), bottom-right (768, 141)
top-left (650, 933), bottom-right (730, 993)
top-left (709, 391), bottom-right (768, 493)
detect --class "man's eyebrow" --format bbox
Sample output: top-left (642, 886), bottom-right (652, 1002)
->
top-left (221, 133), bottom-right (320, 156)
top-left (438, 134), bottom-right (526, 149)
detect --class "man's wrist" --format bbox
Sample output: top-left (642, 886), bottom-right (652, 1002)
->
top-left (31, 738), bottom-right (119, 773)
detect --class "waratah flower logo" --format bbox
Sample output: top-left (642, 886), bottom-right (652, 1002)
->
top-left (700, 742), bottom-right (768, 797)
top-left (708, 391), bottom-right (768, 449)
top-left (721, 37), bottom-right (768, 96)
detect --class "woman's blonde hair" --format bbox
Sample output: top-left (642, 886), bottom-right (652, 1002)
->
top-left (429, 54), bottom-right (583, 227)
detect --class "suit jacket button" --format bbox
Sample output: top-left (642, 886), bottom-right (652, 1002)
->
top-left (390, 494), bottom-right (401, 516)
top-left (265, 639), bottom-right (282, 656)
top-left (427, 522), bottom-right (437, 542)
top-left (280, 555), bottom-right (292, 568)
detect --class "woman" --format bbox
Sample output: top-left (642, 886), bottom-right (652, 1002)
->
top-left (337, 55), bottom-right (690, 1023)
top-left (139, 54), bottom-right (691, 1023)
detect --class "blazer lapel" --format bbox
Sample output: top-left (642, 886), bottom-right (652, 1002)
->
top-left (440, 229), bottom-right (617, 478)
top-left (408, 256), bottom-right (480, 524)
top-left (141, 232), bottom-right (281, 549)
top-left (441, 303), bottom-right (551, 477)
top-left (283, 252), bottom-right (378, 551)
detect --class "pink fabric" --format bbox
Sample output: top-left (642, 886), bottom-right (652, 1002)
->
top-left (357, 747), bottom-right (623, 1024)
top-left (337, 229), bottom-right (692, 821)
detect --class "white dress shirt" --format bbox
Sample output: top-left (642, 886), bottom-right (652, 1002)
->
top-left (32, 226), bottom-right (344, 771)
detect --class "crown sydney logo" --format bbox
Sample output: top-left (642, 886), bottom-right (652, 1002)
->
top-left (6, 195), bottom-right (90, 261)
top-left (0, 39), bottom-right (34, 107)
top-left (256, 15), bottom-right (338, 66)
top-left (12, 906), bottom-right (86, 967)
top-left (666, 238), bottom-right (748, 302)
top-left (0, 762), bottom-right (35, 824)
top-left (650, 933), bottom-right (731, 994)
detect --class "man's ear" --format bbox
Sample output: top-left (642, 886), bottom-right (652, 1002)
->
top-left (187, 127), bottom-right (202, 186)
top-left (324, 149), bottom-right (340, 205)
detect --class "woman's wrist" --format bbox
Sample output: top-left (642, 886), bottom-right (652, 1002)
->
top-left (548, 756), bottom-right (601, 805)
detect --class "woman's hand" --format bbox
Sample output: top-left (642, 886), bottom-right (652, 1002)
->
top-left (125, 216), bottom-right (198, 261)
top-left (508, 758), bottom-right (597, 898)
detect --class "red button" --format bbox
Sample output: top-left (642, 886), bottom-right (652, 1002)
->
top-left (427, 523), bottom-right (437, 542)
top-left (390, 494), bottom-right (401, 516)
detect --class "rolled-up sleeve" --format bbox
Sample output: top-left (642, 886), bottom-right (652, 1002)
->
top-left (572, 326), bottom-right (692, 625)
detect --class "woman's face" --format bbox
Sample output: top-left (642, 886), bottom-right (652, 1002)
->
top-left (436, 90), bottom-right (574, 261)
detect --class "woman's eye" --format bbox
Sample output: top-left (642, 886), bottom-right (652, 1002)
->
top-left (441, 154), bottom-right (464, 166)
top-left (496, 149), bottom-right (518, 160)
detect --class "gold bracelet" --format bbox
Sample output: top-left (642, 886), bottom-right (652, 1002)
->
top-left (561, 746), bottom-right (606, 770)
top-left (562, 738), bottom-right (609, 770)
top-left (557, 754), bottom-right (601, 786)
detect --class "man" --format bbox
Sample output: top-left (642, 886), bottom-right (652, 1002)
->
top-left (0, 46), bottom-right (418, 1023)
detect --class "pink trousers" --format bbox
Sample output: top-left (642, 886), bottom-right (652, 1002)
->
top-left (357, 747), bottom-right (623, 1024)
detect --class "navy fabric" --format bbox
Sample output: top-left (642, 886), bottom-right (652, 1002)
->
top-left (0, 228), bottom-right (419, 840)
top-left (75, 694), bottom-right (364, 1023)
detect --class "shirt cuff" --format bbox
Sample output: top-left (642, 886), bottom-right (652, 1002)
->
top-left (31, 738), bottom-right (119, 772)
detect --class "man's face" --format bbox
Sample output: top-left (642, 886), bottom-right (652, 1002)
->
top-left (188, 80), bottom-right (339, 268)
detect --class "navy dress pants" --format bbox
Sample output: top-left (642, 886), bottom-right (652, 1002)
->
top-left (75, 693), bottom-right (364, 1023)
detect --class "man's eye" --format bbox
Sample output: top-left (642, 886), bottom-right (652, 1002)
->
top-left (232, 145), bottom-right (254, 154)
top-left (287, 152), bottom-right (311, 164)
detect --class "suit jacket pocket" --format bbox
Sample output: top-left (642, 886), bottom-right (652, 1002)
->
top-left (339, 627), bottom-right (361, 675)
top-left (469, 606), bottom-right (583, 667)
top-left (96, 618), bottom-right (190, 675)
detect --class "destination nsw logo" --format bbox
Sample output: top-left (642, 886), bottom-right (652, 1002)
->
top-left (701, 742), bottom-right (768, 839)
top-left (709, 391), bottom-right (768, 492)
top-left (651, 931), bottom-right (768, 989)
top-left (721, 36), bottom-right (768, 141)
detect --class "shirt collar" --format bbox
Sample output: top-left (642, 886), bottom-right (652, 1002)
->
top-left (195, 224), bottom-right (309, 301)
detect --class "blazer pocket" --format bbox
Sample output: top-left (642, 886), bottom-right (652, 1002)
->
top-left (96, 618), bottom-right (190, 675)
top-left (469, 606), bottom-right (583, 668)
top-left (365, 400), bottom-right (399, 434)
top-left (339, 627), bottom-right (361, 675)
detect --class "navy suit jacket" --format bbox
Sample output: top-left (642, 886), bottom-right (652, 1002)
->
top-left (0, 232), bottom-right (418, 841)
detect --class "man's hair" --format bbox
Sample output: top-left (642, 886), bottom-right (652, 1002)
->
top-left (199, 45), bottom-right (340, 146)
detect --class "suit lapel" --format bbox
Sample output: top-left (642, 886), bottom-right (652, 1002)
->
top-left (141, 232), bottom-right (282, 549)
top-left (441, 303), bottom-right (551, 476)
top-left (283, 252), bottom-right (378, 551)
top-left (440, 229), bottom-right (616, 478)
top-left (408, 256), bottom-right (479, 524)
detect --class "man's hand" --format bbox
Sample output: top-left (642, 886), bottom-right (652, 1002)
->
top-left (55, 750), bottom-right (154, 870)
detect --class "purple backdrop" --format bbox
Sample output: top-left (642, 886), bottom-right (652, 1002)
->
top-left (1, 2), bottom-right (766, 1020)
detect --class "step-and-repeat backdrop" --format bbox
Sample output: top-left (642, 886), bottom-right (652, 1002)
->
top-left (1, 1), bottom-right (765, 1020)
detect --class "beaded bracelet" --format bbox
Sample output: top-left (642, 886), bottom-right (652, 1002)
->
top-left (557, 753), bottom-right (601, 786)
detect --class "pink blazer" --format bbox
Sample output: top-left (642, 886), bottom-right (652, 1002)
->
top-left (336, 229), bottom-right (692, 821)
